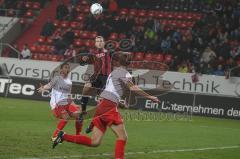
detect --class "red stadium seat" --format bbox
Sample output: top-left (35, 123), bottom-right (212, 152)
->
top-left (119, 33), bottom-right (127, 39)
top-left (70, 21), bottom-right (80, 29)
top-left (74, 39), bottom-right (84, 47)
top-left (154, 54), bottom-right (164, 62)
top-left (51, 55), bottom-right (58, 61)
top-left (164, 54), bottom-right (173, 64)
top-left (129, 9), bottom-right (137, 16)
top-left (147, 10), bottom-right (155, 17)
top-left (138, 10), bottom-right (147, 17)
top-left (24, 10), bottom-right (34, 18)
top-left (46, 38), bottom-right (53, 45)
top-left (186, 13), bottom-right (193, 20)
top-left (83, 7), bottom-right (90, 14)
top-left (109, 33), bottom-right (118, 40)
top-left (37, 36), bottom-right (46, 43)
top-left (81, 0), bottom-right (88, 5)
top-left (76, 14), bottom-right (85, 22)
top-left (60, 21), bottom-right (69, 28)
top-left (7, 9), bottom-right (16, 16)
top-left (32, 54), bottom-right (39, 60)
top-left (144, 53), bottom-right (153, 61)
top-left (80, 31), bottom-right (90, 39)
top-left (19, 18), bottom-right (27, 24)
top-left (134, 52), bottom-right (144, 61)
top-left (32, 2), bottom-right (40, 10)
top-left (74, 30), bottom-right (81, 38)
top-left (84, 40), bottom-right (94, 48)
top-left (29, 45), bottom-right (38, 53)
top-left (156, 11), bottom-right (164, 19)
top-left (39, 45), bottom-right (48, 54)
top-left (167, 12), bottom-right (174, 19)
top-left (53, 20), bottom-right (60, 27)
top-left (89, 31), bottom-right (98, 39)
top-left (25, 1), bottom-right (32, 9)
top-left (119, 8), bottom-right (128, 15)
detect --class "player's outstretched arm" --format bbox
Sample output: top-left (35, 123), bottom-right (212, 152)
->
top-left (124, 80), bottom-right (160, 103)
top-left (37, 83), bottom-right (51, 93)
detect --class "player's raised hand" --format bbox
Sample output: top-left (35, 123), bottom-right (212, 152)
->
top-left (149, 96), bottom-right (160, 103)
top-left (37, 83), bottom-right (44, 93)
top-left (82, 56), bottom-right (89, 62)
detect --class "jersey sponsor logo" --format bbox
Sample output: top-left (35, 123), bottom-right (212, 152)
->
top-left (95, 52), bottom-right (105, 58)
top-left (0, 78), bottom-right (35, 95)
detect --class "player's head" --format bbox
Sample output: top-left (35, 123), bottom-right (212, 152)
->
top-left (112, 51), bottom-right (132, 67)
top-left (95, 36), bottom-right (105, 49)
top-left (60, 63), bottom-right (70, 76)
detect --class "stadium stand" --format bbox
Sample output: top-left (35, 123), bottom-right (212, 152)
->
top-left (0, 0), bottom-right (240, 76)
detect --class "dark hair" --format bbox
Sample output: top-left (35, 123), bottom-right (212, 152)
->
top-left (60, 63), bottom-right (70, 69)
top-left (95, 36), bottom-right (104, 40)
top-left (113, 51), bottom-right (132, 66)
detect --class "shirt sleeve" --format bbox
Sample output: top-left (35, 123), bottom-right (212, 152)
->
top-left (120, 72), bottom-right (133, 84)
top-left (48, 76), bottom-right (58, 88)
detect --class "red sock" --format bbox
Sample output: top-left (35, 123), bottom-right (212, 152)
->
top-left (63, 134), bottom-right (92, 146)
top-left (75, 119), bottom-right (83, 135)
top-left (115, 139), bottom-right (127, 159)
top-left (53, 119), bottom-right (68, 137)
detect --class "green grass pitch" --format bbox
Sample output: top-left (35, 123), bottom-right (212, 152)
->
top-left (0, 97), bottom-right (240, 159)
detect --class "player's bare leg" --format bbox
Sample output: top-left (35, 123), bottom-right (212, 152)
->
top-left (111, 124), bottom-right (128, 159)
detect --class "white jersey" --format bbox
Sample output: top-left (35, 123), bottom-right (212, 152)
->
top-left (100, 67), bottom-right (132, 104)
top-left (49, 75), bottom-right (72, 109)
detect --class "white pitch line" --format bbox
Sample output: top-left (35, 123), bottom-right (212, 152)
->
top-left (18, 145), bottom-right (240, 159)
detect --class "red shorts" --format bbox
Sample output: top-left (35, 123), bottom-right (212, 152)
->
top-left (53, 104), bottom-right (80, 118)
top-left (92, 99), bottom-right (123, 133)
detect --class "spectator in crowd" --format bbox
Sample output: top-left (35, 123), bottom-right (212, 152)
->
top-left (51, 28), bottom-right (65, 41)
top-left (204, 63), bottom-right (214, 75)
top-left (226, 57), bottom-right (237, 69)
top-left (41, 18), bottom-right (56, 37)
top-left (213, 64), bottom-right (225, 76)
top-left (62, 28), bottom-right (75, 46)
top-left (108, 0), bottom-right (118, 14)
top-left (230, 45), bottom-right (240, 59)
top-left (201, 46), bottom-right (216, 63)
top-left (53, 37), bottom-right (67, 55)
top-left (178, 62), bottom-right (189, 73)
top-left (161, 36), bottom-right (171, 53)
top-left (20, 44), bottom-right (31, 59)
top-left (68, 5), bottom-right (78, 21)
top-left (70, 0), bottom-right (79, 6)
top-left (56, 0), bottom-right (69, 20)
top-left (64, 44), bottom-right (76, 62)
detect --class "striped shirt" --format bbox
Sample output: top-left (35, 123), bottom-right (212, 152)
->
top-left (91, 48), bottom-right (111, 76)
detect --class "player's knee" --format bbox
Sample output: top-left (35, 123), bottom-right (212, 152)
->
top-left (91, 139), bottom-right (101, 147)
top-left (118, 134), bottom-right (128, 141)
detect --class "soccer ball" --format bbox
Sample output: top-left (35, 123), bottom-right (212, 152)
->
top-left (90, 3), bottom-right (103, 15)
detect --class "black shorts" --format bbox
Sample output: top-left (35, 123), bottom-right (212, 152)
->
top-left (91, 74), bottom-right (108, 90)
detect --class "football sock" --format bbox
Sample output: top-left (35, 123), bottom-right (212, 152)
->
top-left (53, 119), bottom-right (68, 137)
top-left (115, 139), bottom-right (126, 159)
top-left (63, 134), bottom-right (92, 146)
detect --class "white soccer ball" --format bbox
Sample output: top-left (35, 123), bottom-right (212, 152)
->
top-left (90, 3), bottom-right (103, 15)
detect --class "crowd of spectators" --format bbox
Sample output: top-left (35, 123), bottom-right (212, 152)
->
top-left (47, 0), bottom-right (240, 76)
top-left (2, 0), bottom-right (240, 77)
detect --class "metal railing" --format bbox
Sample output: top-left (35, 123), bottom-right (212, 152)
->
top-left (0, 42), bottom-right (21, 58)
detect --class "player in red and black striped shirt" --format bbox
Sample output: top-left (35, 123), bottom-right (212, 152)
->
top-left (80, 36), bottom-right (111, 131)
